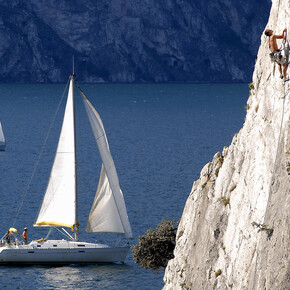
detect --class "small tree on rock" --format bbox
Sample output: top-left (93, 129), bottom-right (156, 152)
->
top-left (131, 218), bottom-right (177, 272)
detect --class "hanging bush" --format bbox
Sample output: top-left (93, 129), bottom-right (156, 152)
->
top-left (131, 219), bottom-right (177, 273)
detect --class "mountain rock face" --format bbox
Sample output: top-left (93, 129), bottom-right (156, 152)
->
top-left (163, 1), bottom-right (290, 289)
top-left (0, 0), bottom-right (270, 83)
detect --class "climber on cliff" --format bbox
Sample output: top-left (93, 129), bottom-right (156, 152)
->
top-left (264, 28), bottom-right (288, 80)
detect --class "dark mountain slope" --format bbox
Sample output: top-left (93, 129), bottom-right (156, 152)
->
top-left (0, 0), bottom-right (271, 82)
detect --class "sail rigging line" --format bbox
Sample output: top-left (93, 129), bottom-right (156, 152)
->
top-left (54, 227), bottom-right (74, 241)
top-left (44, 227), bottom-right (53, 240)
top-left (61, 227), bottom-right (74, 240)
top-left (11, 77), bottom-right (71, 228)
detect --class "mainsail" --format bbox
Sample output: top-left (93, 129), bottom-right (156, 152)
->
top-left (35, 76), bottom-right (77, 229)
top-left (80, 91), bottom-right (133, 239)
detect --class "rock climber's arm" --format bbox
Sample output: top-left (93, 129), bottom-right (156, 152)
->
top-left (275, 29), bottom-right (287, 39)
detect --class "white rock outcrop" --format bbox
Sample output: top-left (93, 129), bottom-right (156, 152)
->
top-left (163, 1), bottom-right (290, 289)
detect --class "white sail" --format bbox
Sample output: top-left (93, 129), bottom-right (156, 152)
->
top-left (35, 76), bottom-right (77, 229)
top-left (81, 91), bottom-right (133, 239)
top-left (0, 122), bottom-right (6, 149)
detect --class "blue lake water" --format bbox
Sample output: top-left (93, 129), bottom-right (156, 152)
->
top-left (0, 83), bottom-right (248, 289)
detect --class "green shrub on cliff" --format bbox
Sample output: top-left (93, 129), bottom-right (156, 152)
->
top-left (131, 219), bottom-right (177, 272)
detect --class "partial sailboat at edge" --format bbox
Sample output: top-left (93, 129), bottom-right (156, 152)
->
top-left (0, 74), bottom-right (132, 265)
top-left (0, 122), bottom-right (6, 151)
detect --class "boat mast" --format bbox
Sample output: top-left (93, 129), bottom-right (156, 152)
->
top-left (71, 73), bottom-right (79, 241)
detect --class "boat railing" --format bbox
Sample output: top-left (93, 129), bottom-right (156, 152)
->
top-left (114, 239), bottom-right (130, 247)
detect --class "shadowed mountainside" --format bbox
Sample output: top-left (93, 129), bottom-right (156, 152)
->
top-left (0, 0), bottom-right (271, 83)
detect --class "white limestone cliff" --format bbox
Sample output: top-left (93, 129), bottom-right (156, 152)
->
top-left (163, 1), bottom-right (290, 289)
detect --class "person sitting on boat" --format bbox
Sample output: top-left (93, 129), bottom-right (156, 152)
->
top-left (4, 230), bottom-right (11, 245)
top-left (264, 28), bottom-right (288, 80)
top-left (22, 228), bottom-right (28, 245)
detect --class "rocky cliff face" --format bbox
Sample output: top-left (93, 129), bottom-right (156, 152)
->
top-left (0, 0), bottom-right (270, 83)
top-left (163, 1), bottom-right (290, 289)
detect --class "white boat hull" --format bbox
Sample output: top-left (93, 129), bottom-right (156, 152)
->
top-left (0, 240), bottom-right (130, 265)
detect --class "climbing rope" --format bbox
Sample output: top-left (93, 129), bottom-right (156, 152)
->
top-left (11, 77), bottom-right (71, 228)
top-left (251, 32), bottom-right (289, 284)
top-left (263, 82), bottom-right (288, 224)
top-left (250, 82), bottom-right (288, 290)
top-left (264, 27), bottom-right (288, 222)
top-left (282, 29), bottom-right (289, 67)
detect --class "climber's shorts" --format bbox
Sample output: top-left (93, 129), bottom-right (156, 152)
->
top-left (269, 49), bottom-right (287, 65)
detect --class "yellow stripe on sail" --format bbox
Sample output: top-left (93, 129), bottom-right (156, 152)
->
top-left (35, 221), bottom-right (74, 231)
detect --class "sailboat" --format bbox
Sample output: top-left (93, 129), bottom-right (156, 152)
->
top-left (0, 74), bottom-right (133, 265)
top-left (0, 122), bottom-right (6, 151)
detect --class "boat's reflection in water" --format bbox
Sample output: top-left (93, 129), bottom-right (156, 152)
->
top-left (37, 263), bottom-right (133, 289)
